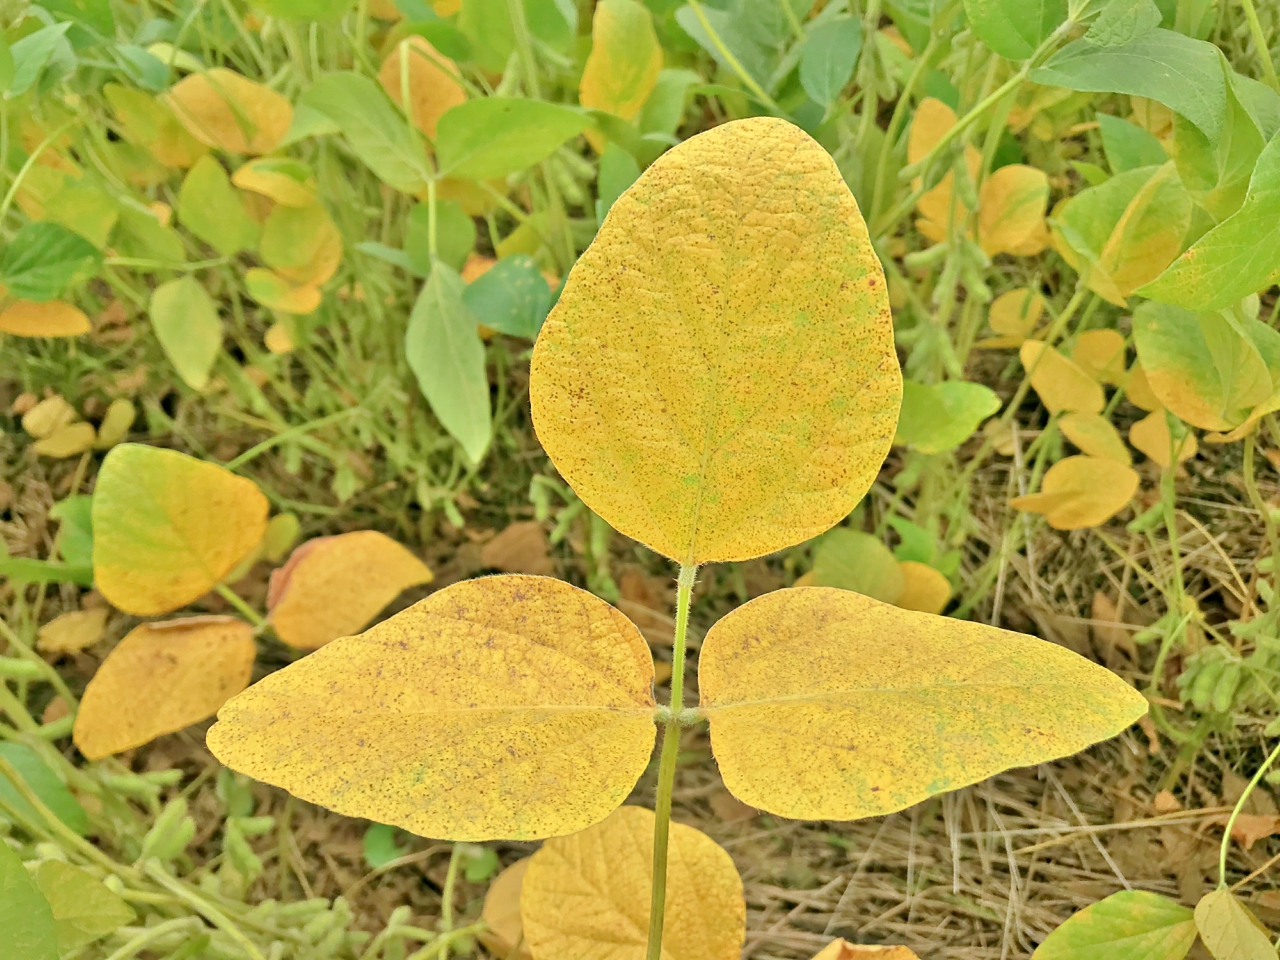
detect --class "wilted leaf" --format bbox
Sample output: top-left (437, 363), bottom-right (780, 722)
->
top-left (896, 561), bottom-right (951, 615)
top-left (74, 616), bottom-right (256, 760)
top-left (895, 380), bottom-right (1001, 453)
top-left (37, 608), bottom-right (108, 656)
top-left (436, 98), bottom-right (591, 180)
top-left (177, 156), bottom-right (259, 256)
top-left (1020, 340), bottom-right (1106, 414)
top-left (1072, 329), bottom-right (1127, 384)
top-left (164, 68), bottom-right (292, 154)
top-left (231, 157), bottom-right (316, 207)
top-left (259, 202), bottom-right (342, 287)
top-left (267, 531), bottom-right (433, 650)
top-left (521, 805), bottom-right (744, 960)
top-left (1130, 410), bottom-right (1197, 467)
top-left (0, 299), bottom-right (90, 337)
top-left (1195, 888), bottom-right (1275, 960)
top-left (1009, 455), bottom-right (1140, 529)
top-left (699, 587), bottom-right (1146, 819)
top-left (479, 858), bottom-right (533, 960)
top-left (1030, 889), bottom-right (1196, 960)
top-left (244, 269), bottom-right (322, 315)
top-left (150, 276), bottom-right (223, 391)
top-left (983, 287), bottom-right (1045, 346)
top-left (480, 521), bottom-right (553, 576)
top-left (0, 842), bottom-right (58, 960)
top-left (208, 575), bottom-right (656, 841)
top-left (92, 444), bottom-right (268, 615)
top-left (531, 118), bottom-right (899, 565)
top-left (378, 35), bottom-right (466, 139)
top-left (580, 0), bottom-right (662, 146)
top-left (811, 529), bottom-right (904, 604)
top-left (34, 861), bottom-right (135, 953)
top-left (33, 422), bottom-right (96, 458)
top-left (979, 164), bottom-right (1050, 257)
top-left (1060, 412), bottom-right (1131, 463)
top-left (0, 743), bottom-right (90, 835)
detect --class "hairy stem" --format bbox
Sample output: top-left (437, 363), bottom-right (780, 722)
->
top-left (646, 563), bottom-right (696, 960)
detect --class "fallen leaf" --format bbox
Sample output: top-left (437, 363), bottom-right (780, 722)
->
top-left (521, 805), bottom-right (744, 960)
top-left (1009, 455), bottom-right (1140, 529)
top-left (267, 530), bottom-right (434, 650)
top-left (1154, 790), bottom-right (1182, 813)
top-left (1020, 340), bottom-right (1106, 414)
top-left (378, 36), bottom-right (466, 139)
top-left (209, 575), bottom-right (656, 840)
top-left (164, 69), bottom-right (292, 155)
top-left (0, 300), bottom-right (91, 337)
top-left (1195, 887), bottom-right (1276, 960)
top-left (895, 561), bottom-right (951, 615)
top-left (616, 568), bottom-right (675, 646)
top-left (480, 521), bottom-right (553, 576)
top-left (73, 616), bottom-right (256, 760)
top-left (1207, 813), bottom-right (1280, 851)
top-left (1060, 412), bottom-right (1132, 463)
top-left (1130, 410), bottom-right (1198, 468)
top-left (37, 609), bottom-right (109, 656)
top-left (1091, 592), bottom-right (1138, 657)
top-left (478, 858), bottom-right (533, 960)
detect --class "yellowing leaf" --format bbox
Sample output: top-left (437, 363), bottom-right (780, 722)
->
top-left (104, 84), bottom-right (208, 168)
top-left (579, 0), bottom-right (663, 151)
top-left (521, 805), bottom-right (744, 960)
top-left (1130, 410), bottom-right (1197, 467)
top-left (909, 99), bottom-right (981, 241)
top-left (92, 444), bottom-right (268, 616)
top-left (259, 202), bottom-right (343, 286)
top-left (1030, 890), bottom-right (1197, 960)
top-left (895, 561), bottom-right (951, 615)
top-left (378, 36), bottom-right (466, 139)
top-left (978, 164), bottom-right (1050, 257)
top-left (73, 616), bottom-right (256, 760)
top-left (813, 943), bottom-right (920, 960)
top-left (94, 399), bottom-right (136, 449)
top-left (530, 117), bottom-right (900, 565)
top-left (37, 608), bottom-right (109, 656)
top-left (479, 858), bottom-right (533, 960)
top-left (33, 422), bottom-right (96, 458)
top-left (208, 575), bottom-right (656, 840)
top-left (267, 531), bottom-right (433, 650)
top-left (244, 269), bottom-right (322, 315)
top-left (1125, 362), bottom-right (1163, 411)
top-left (0, 300), bottom-right (90, 337)
top-left (164, 69), bottom-right (292, 155)
top-left (1009, 455), bottom-right (1140, 529)
top-left (1060, 412), bottom-right (1131, 463)
top-left (1020, 340), bottom-right (1106, 414)
top-left (812, 528), bottom-right (904, 603)
top-left (263, 321), bottom-right (294, 353)
top-left (981, 287), bottom-right (1045, 347)
top-left (22, 396), bottom-right (76, 439)
top-left (231, 157), bottom-right (317, 207)
top-left (1072, 329), bottom-right (1127, 385)
top-left (698, 587), bottom-right (1147, 820)
top-left (1194, 888), bottom-right (1276, 960)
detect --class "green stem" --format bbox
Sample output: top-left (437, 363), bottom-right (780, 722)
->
top-left (427, 177), bottom-right (439, 260)
top-left (103, 918), bottom-right (204, 960)
top-left (1219, 739), bottom-right (1280, 885)
top-left (505, 0), bottom-right (542, 99)
top-left (646, 564), bottom-right (696, 960)
top-left (144, 860), bottom-right (267, 960)
top-left (222, 406), bottom-right (366, 472)
top-left (440, 843), bottom-right (461, 936)
top-left (686, 0), bottom-right (782, 113)
top-left (1240, 0), bottom-right (1279, 91)
top-left (214, 584), bottom-right (267, 629)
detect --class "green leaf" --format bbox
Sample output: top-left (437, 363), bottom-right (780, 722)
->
top-left (1096, 113), bottom-right (1166, 172)
top-left (0, 743), bottom-right (91, 836)
top-left (895, 380), bottom-right (1001, 454)
top-left (963, 0), bottom-right (1067, 60)
top-left (178, 156), bottom-right (260, 256)
top-left (595, 143), bottom-right (641, 222)
top-left (1031, 29), bottom-right (1226, 142)
top-left (457, 0), bottom-right (514, 72)
top-left (1140, 132), bottom-right (1280, 311)
top-left (799, 16), bottom-right (862, 108)
top-left (362, 822), bottom-right (408, 868)
top-left (434, 98), bottom-right (591, 180)
top-left (301, 72), bottom-right (430, 194)
top-left (638, 68), bottom-right (701, 137)
top-left (34, 861), bottom-right (134, 953)
top-left (1031, 890), bottom-right (1197, 960)
top-left (0, 38), bottom-right (14, 91)
top-left (111, 204), bottom-right (186, 265)
top-left (405, 261), bottom-right (492, 463)
top-left (1084, 0), bottom-right (1162, 47)
top-left (0, 222), bottom-right (100, 301)
top-left (0, 842), bottom-right (58, 960)
top-left (149, 276), bottom-right (223, 391)
top-left (0, 550), bottom-right (93, 586)
top-left (247, 0), bottom-right (354, 19)
top-left (41, 0), bottom-right (115, 39)
top-left (1233, 72), bottom-right (1280, 140)
top-left (674, 4), bottom-right (771, 88)
top-left (811, 528), bottom-right (904, 603)
top-left (49, 496), bottom-right (94, 567)
top-left (405, 200), bottom-right (476, 275)
top-left (462, 255), bottom-right (552, 339)
top-left (7, 23), bottom-right (72, 97)
top-left (1195, 888), bottom-right (1276, 960)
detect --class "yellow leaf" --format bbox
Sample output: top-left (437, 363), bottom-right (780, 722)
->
top-left (521, 805), bottom-right (744, 960)
top-left (22, 396), bottom-right (77, 439)
top-left (0, 300), bottom-right (91, 337)
top-left (1130, 410), bottom-right (1197, 467)
top-left (978, 165), bottom-right (1049, 257)
top-left (1020, 340), bottom-right (1106, 414)
top-left (895, 561), bottom-right (951, 615)
top-left (94, 399), bottom-right (136, 449)
top-left (92, 444), bottom-right (268, 616)
top-left (1071, 330), bottom-right (1127, 385)
top-left (231, 158), bottom-right (317, 207)
top-left (259, 202), bottom-right (343, 286)
top-left (1059, 412), bottom-right (1131, 464)
top-left (33, 422), bottom-right (96, 458)
top-left (698, 587), bottom-right (1146, 820)
top-left (163, 68), bottom-right (292, 155)
top-left (73, 616), bottom-right (256, 760)
top-left (37, 608), bottom-right (109, 656)
top-left (908, 98), bottom-right (980, 241)
top-left (378, 36), bottom-right (466, 139)
top-left (530, 117), bottom-right (901, 565)
top-left (981, 287), bottom-right (1045, 347)
top-left (244, 269), bottom-right (323, 315)
top-left (208, 575), bottom-right (656, 840)
top-left (479, 858), bottom-right (533, 960)
top-left (1009, 455), bottom-right (1139, 529)
top-left (812, 942), bottom-right (920, 960)
top-left (263, 321), bottom-right (294, 354)
top-left (1194, 888), bottom-right (1276, 960)
top-left (579, 0), bottom-right (663, 151)
top-left (1125, 362), bottom-right (1163, 411)
top-left (267, 531), bottom-right (434, 650)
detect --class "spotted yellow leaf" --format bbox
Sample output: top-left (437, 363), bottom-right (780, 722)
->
top-left (1020, 340), bottom-right (1106, 414)
top-left (208, 575), bottom-right (656, 840)
top-left (530, 117), bottom-right (900, 565)
top-left (521, 805), bottom-right (744, 960)
top-left (164, 68), bottom-right (292, 155)
top-left (92, 444), bottom-right (268, 616)
top-left (0, 300), bottom-right (90, 337)
top-left (698, 587), bottom-right (1146, 820)
top-left (1130, 410), bottom-right (1197, 467)
top-left (1009, 455), bottom-right (1140, 529)
top-left (978, 164), bottom-right (1049, 257)
top-left (73, 616), bottom-right (255, 760)
top-left (378, 36), bottom-right (466, 139)
top-left (1059, 412), bottom-right (1131, 464)
top-left (267, 531), bottom-right (433, 650)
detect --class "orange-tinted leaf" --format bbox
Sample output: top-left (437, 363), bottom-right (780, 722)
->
top-left (1130, 410), bottom-right (1197, 467)
top-left (164, 69), bottom-right (292, 155)
top-left (1009, 455), bottom-right (1139, 529)
top-left (378, 36), bottom-right (466, 139)
top-left (1020, 340), bottom-right (1106, 414)
top-left (0, 300), bottom-right (91, 337)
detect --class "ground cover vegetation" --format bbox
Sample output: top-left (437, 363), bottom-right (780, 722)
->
top-left (4, 0), bottom-right (1280, 956)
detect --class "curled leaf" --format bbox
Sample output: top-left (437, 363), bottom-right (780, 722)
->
top-left (1009, 455), bottom-right (1139, 529)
